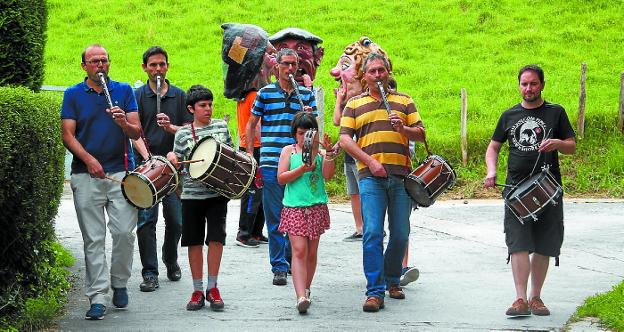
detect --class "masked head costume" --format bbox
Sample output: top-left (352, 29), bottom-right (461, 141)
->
top-left (269, 28), bottom-right (324, 85)
top-left (330, 36), bottom-right (394, 104)
top-left (221, 23), bottom-right (276, 100)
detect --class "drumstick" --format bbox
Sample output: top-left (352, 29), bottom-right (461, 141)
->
top-left (177, 159), bottom-right (204, 164)
top-left (495, 183), bottom-right (514, 188)
top-left (106, 176), bottom-right (125, 184)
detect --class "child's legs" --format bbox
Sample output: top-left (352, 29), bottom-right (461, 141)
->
top-left (205, 196), bottom-right (228, 280)
top-left (188, 245), bottom-right (204, 280)
top-left (182, 199), bottom-right (210, 281)
top-left (207, 242), bottom-right (223, 276)
top-left (306, 238), bottom-right (320, 289)
top-left (289, 235), bottom-right (309, 298)
top-left (402, 240), bottom-right (410, 269)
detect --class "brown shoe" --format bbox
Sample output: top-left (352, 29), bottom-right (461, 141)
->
top-left (505, 298), bottom-right (530, 316)
top-left (529, 297), bottom-right (550, 316)
top-left (388, 285), bottom-right (405, 299)
top-left (362, 296), bottom-right (385, 312)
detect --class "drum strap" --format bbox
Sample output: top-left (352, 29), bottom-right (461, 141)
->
top-left (406, 126), bottom-right (429, 169)
top-left (124, 138), bottom-right (128, 173)
top-left (140, 127), bottom-right (153, 159)
top-left (191, 123), bottom-right (198, 143)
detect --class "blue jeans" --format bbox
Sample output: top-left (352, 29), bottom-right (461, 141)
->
top-left (359, 175), bottom-right (411, 297)
top-left (262, 168), bottom-right (290, 272)
top-left (137, 192), bottom-right (182, 277)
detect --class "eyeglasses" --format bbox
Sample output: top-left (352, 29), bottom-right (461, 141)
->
top-left (279, 61), bottom-right (297, 67)
top-left (85, 59), bottom-right (109, 65)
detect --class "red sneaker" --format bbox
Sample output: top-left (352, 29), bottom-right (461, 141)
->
top-left (206, 287), bottom-right (225, 311)
top-left (186, 291), bottom-right (205, 311)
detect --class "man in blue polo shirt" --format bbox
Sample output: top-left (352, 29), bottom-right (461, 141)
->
top-left (246, 48), bottom-right (317, 286)
top-left (61, 44), bottom-right (141, 320)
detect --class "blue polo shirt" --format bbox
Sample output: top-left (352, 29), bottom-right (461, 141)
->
top-left (61, 78), bottom-right (138, 174)
top-left (251, 82), bottom-right (317, 169)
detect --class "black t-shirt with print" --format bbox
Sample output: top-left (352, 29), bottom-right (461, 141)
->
top-left (492, 101), bottom-right (575, 185)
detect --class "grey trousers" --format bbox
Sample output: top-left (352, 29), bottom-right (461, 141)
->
top-left (71, 172), bottom-right (137, 305)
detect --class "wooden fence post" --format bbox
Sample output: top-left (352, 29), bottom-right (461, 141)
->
top-left (577, 62), bottom-right (586, 138)
top-left (619, 72), bottom-right (624, 133)
top-left (460, 88), bottom-right (468, 166)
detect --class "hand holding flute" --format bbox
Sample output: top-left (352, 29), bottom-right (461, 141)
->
top-left (288, 74), bottom-right (312, 113)
top-left (98, 72), bottom-right (128, 126)
top-left (377, 81), bottom-right (402, 131)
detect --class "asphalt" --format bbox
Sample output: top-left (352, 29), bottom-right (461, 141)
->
top-left (54, 184), bottom-right (624, 331)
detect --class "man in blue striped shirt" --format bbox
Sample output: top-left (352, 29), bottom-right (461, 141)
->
top-left (246, 48), bottom-right (317, 286)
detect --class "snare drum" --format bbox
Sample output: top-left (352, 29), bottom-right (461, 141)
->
top-left (122, 156), bottom-right (179, 209)
top-left (504, 169), bottom-right (562, 224)
top-left (188, 136), bottom-right (257, 199)
top-left (404, 155), bottom-right (456, 207)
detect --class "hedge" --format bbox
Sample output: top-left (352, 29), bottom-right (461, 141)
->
top-left (0, 86), bottom-right (66, 330)
top-left (0, 0), bottom-right (48, 91)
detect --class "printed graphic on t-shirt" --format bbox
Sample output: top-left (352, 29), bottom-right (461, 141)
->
top-left (510, 116), bottom-right (547, 152)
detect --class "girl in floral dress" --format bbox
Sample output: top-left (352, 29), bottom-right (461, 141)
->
top-left (277, 112), bottom-right (336, 314)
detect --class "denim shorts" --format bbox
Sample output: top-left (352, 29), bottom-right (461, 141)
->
top-left (344, 162), bottom-right (359, 195)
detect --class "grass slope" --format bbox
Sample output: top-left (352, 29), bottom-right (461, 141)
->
top-left (44, 0), bottom-right (624, 197)
top-left (574, 280), bottom-right (624, 331)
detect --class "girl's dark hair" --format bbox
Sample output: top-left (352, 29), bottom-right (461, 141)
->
top-left (186, 85), bottom-right (213, 107)
top-left (290, 112), bottom-right (318, 137)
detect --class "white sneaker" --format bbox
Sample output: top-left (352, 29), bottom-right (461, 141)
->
top-left (296, 297), bottom-right (311, 314)
top-left (399, 267), bottom-right (420, 286)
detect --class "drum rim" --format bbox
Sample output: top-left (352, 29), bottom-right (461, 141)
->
top-left (122, 171), bottom-right (157, 209)
top-left (188, 136), bottom-right (220, 179)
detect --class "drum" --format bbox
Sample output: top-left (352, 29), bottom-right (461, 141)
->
top-left (188, 136), bottom-right (257, 199)
top-left (504, 169), bottom-right (562, 224)
top-left (404, 155), bottom-right (456, 207)
top-left (122, 156), bottom-right (179, 209)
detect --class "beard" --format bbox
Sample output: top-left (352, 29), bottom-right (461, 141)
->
top-left (523, 92), bottom-right (541, 103)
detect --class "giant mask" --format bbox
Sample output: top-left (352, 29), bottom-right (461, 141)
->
top-left (330, 36), bottom-right (392, 104)
top-left (222, 23), bottom-right (276, 100)
top-left (270, 28), bottom-right (324, 85)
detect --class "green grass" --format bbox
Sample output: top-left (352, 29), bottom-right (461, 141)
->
top-left (572, 280), bottom-right (624, 331)
top-left (44, 0), bottom-right (624, 197)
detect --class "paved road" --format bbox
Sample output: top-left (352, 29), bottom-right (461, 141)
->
top-left (55, 185), bottom-right (624, 331)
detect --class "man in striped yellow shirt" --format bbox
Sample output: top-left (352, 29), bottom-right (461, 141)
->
top-left (339, 53), bottom-right (425, 312)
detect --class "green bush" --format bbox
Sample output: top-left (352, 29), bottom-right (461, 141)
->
top-left (0, 86), bottom-right (67, 330)
top-left (0, 0), bottom-right (48, 91)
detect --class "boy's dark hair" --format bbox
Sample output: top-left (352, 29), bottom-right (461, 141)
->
top-left (290, 112), bottom-right (318, 137)
top-left (518, 64), bottom-right (545, 84)
top-left (186, 85), bottom-right (213, 107)
top-left (143, 46), bottom-right (169, 65)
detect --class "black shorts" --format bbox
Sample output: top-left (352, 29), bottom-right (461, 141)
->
top-left (181, 197), bottom-right (229, 246)
top-left (503, 196), bottom-right (564, 257)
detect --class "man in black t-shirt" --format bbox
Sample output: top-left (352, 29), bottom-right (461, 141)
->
top-left (133, 46), bottom-right (193, 292)
top-left (484, 65), bottom-right (576, 317)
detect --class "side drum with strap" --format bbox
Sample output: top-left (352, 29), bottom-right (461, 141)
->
top-left (404, 154), bottom-right (457, 207)
top-left (504, 168), bottom-right (562, 224)
top-left (188, 136), bottom-right (257, 199)
top-left (122, 156), bottom-right (179, 209)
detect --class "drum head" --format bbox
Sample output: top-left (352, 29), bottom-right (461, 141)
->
top-left (189, 137), bottom-right (218, 179)
top-left (122, 173), bottom-right (154, 209)
top-left (405, 176), bottom-right (433, 207)
top-left (506, 172), bottom-right (544, 201)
